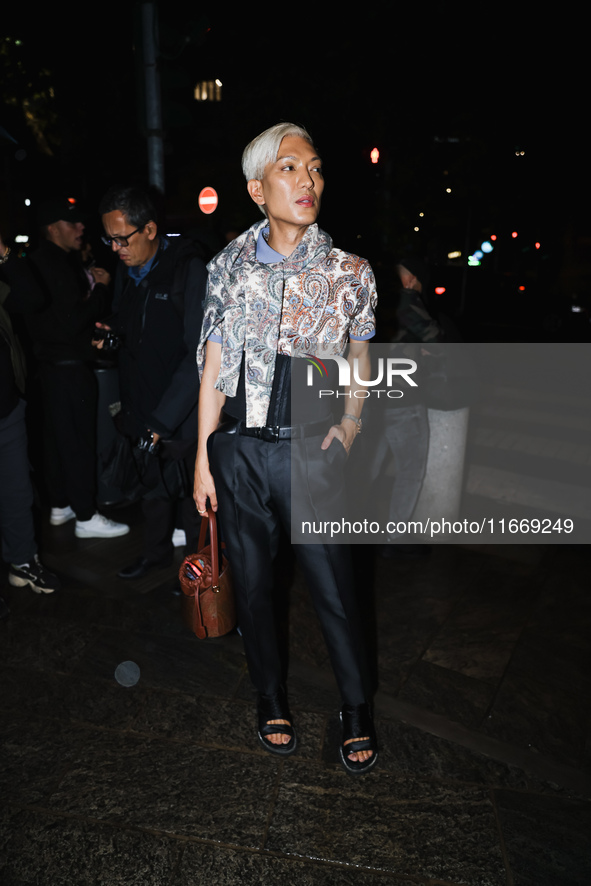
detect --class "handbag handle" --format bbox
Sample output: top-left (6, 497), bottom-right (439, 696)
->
top-left (198, 508), bottom-right (221, 591)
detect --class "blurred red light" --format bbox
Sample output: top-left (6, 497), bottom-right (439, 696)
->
top-left (434, 286), bottom-right (446, 295)
top-left (370, 148), bottom-right (379, 164)
top-left (535, 242), bottom-right (541, 249)
top-left (518, 285), bottom-right (525, 291)
top-left (511, 231), bottom-right (518, 239)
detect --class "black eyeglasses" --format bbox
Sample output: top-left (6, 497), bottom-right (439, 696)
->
top-left (101, 226), bottom-right (143, 248)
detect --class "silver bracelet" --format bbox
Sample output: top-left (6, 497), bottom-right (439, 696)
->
top-left (341, 413), bottom-right (362, 433)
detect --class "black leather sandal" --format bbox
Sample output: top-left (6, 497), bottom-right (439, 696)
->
top-left (257, 690), bottom-right (297, 757)
top-left (339, 702), bottom-right (378, 775)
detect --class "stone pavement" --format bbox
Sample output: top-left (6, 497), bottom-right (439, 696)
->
top-left (1, 509), bottom-right (590, 885)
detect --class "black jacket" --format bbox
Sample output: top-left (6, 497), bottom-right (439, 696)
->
top-left (0, 301), bottom-right (21, 418)
top-left (1, 247), bottom-right (58, 415)
top-left (27, 240), bottom-right (107, 362)
top-left (109, 237), bottom-right (206, 441)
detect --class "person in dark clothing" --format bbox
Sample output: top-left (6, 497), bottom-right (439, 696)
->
top-left (0, 234), bottom-right (60, 601)
top-left (393, 259), bottom-right (442, 344)
top-left (96, 186), bottom-right (206, 579)
top-left (26, 199), bottom-right (129, 539)
top-left (373, 258), bottom-right (442, 557)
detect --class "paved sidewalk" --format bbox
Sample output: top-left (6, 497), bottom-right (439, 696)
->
top-left (1, 509), bottom-right (590, 885)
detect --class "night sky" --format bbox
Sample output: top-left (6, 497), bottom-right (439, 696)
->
top-left (1, 5), bottom-right (587, 309)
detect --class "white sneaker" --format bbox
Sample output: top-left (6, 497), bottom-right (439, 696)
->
top-left (172, 528), bottom-right (186, 547)
top-left (50, 506), bottom-right (76, 526)
top-left (75, 512), bottom-right (130, 538)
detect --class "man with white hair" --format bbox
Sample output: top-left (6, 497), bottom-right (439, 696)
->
top-left (195, 123), bottom-right (379, 774)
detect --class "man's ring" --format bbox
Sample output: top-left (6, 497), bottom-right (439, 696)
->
top-left (198, 508), bottom-right (206, 514)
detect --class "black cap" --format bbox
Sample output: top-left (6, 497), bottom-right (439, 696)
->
top-left (37, 199), bottom-right (85, 226)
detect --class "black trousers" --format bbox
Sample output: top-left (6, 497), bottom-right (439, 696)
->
top-left (141, 445), bottom-right (200, 563)
top-left (0, 400), bottom-right (36, 565)
top-left (40, 363), bottom-right (97, 521)
top-left (369, 404), bottom-right (430, 536)
top-left (209, 429), bottom-right (370, 705)
top-left (142, 491), bottom-right (200, 563)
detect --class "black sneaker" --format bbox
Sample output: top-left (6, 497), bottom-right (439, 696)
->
top-left (8, 556), bottom-right (61, 594)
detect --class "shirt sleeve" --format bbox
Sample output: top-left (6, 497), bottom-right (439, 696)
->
top-left (348, 259), bottom-right (377, 341)
top-left (197, 255), bottom-right (226, 379)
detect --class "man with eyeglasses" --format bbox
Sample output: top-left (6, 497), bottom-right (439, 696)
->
top-left (95, 186), bottom-right (206, 580)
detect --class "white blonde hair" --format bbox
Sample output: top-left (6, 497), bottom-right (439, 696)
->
top-left (241, 123), bottom-right (315, 218)
top-left (242, 122), bottom-right (314, 179)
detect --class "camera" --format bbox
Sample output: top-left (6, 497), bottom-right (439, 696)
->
top-left (135, 432), bottom-right (160, 456)
top-left (94, 326), bottom-right (122, 351)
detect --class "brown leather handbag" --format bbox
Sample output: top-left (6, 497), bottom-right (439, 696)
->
top-left (179, 508), bottom-right (236, 639)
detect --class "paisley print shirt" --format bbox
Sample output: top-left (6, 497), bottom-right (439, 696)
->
top-left (198, 220), bottom-right (377, 426)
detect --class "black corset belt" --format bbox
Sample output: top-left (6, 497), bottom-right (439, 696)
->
top-left (218, 411), bottom-right (332, 443)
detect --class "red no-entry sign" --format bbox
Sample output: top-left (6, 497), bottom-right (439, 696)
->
top-left (198, 187), bottom-right (218, 215)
